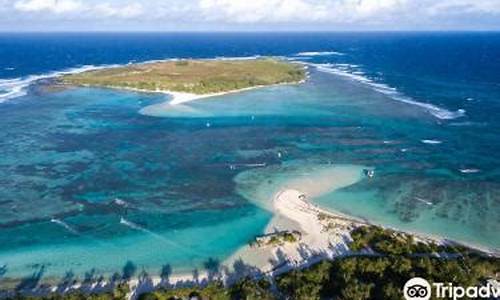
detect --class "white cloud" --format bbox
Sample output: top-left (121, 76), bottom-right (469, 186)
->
top-left (349, 0), bottom-right (407, 18)
top-left (14, 0), bottom-right (82, 14)
top-left (197, 0), bottom-right (407, 24)
top-left (6, 0), bottom-right (500, 30)
top-left (94, 3), bottom-right (144, 18)
top-left (13, 0), bottom-right (144, 19)
top-left (199, 0), bottom-right (328, 23)
top-left (426, 0), bottom-right (500, 15)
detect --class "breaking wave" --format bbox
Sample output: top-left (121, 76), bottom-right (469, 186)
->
top-left (459, 168), bottom-right (481, 174)
top-left (213, 55), bottom-right (262, 61)
top-left (113, 198), bottom-right (130, 207)
top-left (421, 139), bottom-right (443, 145)
top-left (295, 51), bottom-right (344, 56)
top-left (0, 64), bottom-right (121, 103)
top-left (120, 217), bottom-right (200, 254)
top-left (120, 217), bottom-right (172, 243)
top-left (120, 217), bottom-right (149, 232)
top-left (313, 63), bottom-right (466, 120)
top-left (51, 218), bottom-right (79, 235)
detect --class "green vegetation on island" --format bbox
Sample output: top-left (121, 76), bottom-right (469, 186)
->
top-left (60, 59), bottom-right (306, 94)
top-left (275, 226), bottom-right (499, 300)
top-left (7, 226), bottom-right (499, 300)
top-left (251, 230), bottom-right (302, 247)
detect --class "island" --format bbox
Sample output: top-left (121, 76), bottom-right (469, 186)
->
top-left (59, 58), bottom-right (306, 104)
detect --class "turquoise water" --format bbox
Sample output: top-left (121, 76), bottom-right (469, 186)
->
top-left (1, 33), bottom-right (500, 285)
top-left (0, 86), bottom-right (276, 281)
top-left (234, 160), bottom-right (366, 211)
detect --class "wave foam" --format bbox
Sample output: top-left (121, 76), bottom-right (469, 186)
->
top-left (296, 51), bottom-right (344, 56)
top-left (0, 64), bottom-right (120, 103)
top-left (120, 217), bottom-right (199, 254)
top-left (313, 63), bottom-right (466, 120)
top-left (120, 217), bottom-right (146, 232)
top-left (448, 121), bottom-right (486, 127)
top-left (213, 55), bottom-right (262, 61)
top-left (113, 198), bottom-right (129, 207)
top-left (415, 197), bottom-right (433, 206)
top-left (459, 168), bottom-right (480, 174)
top-left (51, 218), bottom-right (79, 235)
top-left (421, 139), bottom-right (442, 144)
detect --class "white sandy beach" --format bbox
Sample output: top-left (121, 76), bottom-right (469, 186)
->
top-left (138, 79), bottom-right (306, 116)
top-left (223, 188), bottom-right (357, 276)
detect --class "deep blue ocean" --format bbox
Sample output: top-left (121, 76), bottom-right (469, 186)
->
top-left (0, 32), bottom-right (499, 284)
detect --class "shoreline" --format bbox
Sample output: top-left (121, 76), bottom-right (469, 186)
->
top-left (2, 187), bottom-right (498, 298)
top-left (59, 77), bottom-right (306, 117)
top-left (55, 56), bottom-right (309, 105)
top-left (222, 189), bottom-right (357, 275)
top-left (168, 79), bottom-right (306, 105)
top-left (134, 78), bottom-right (306, 115)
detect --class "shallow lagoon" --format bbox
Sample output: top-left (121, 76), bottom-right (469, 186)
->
top-left (0, 68), bottom-right (499, 284)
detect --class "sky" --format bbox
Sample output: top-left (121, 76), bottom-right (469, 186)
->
top-left (1, 0), bottom-right (500, 31)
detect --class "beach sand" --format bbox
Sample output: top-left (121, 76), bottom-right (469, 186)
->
top-left (223, 188), bottom-right (357, 276)
top-left (139, 80), bottom-right (306, 116)
top-left (223, 164), bottom-right (367, 276)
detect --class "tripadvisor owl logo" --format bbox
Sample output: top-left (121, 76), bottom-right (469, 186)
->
top-left (404, 277), bottom-right (432, 300)
top-left (403, 277), bottom-right (500, 300)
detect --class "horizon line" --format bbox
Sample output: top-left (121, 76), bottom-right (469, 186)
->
top-left (1, 29), bottom-right (500, 34)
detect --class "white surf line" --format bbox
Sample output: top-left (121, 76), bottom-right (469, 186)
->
top-left (120, 217), bottom-right (164, 240)
top-left (459, 168), bottom-right (481, 174)
top-left (51, 218), bottom-right (80, 235)
top-left (0, 64), bottom-right (122, 103)
top-left (228, 163), bottom-right (267, 170)
top-left (113, 198), bottom-right (130, 207)
top-left (119, 217), bottom-right (200, 255)
top-left (310, 62), bottom-right (466, 120)
top-left (421, 139), bottom-right (443, 145)
top-left (414, 197), bottom-right (434, 206)
top-left (295, 51), bottom-right (345, 56)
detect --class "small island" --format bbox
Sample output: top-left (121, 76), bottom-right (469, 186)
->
top-left (60, 58), bottom-right (306, 104)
